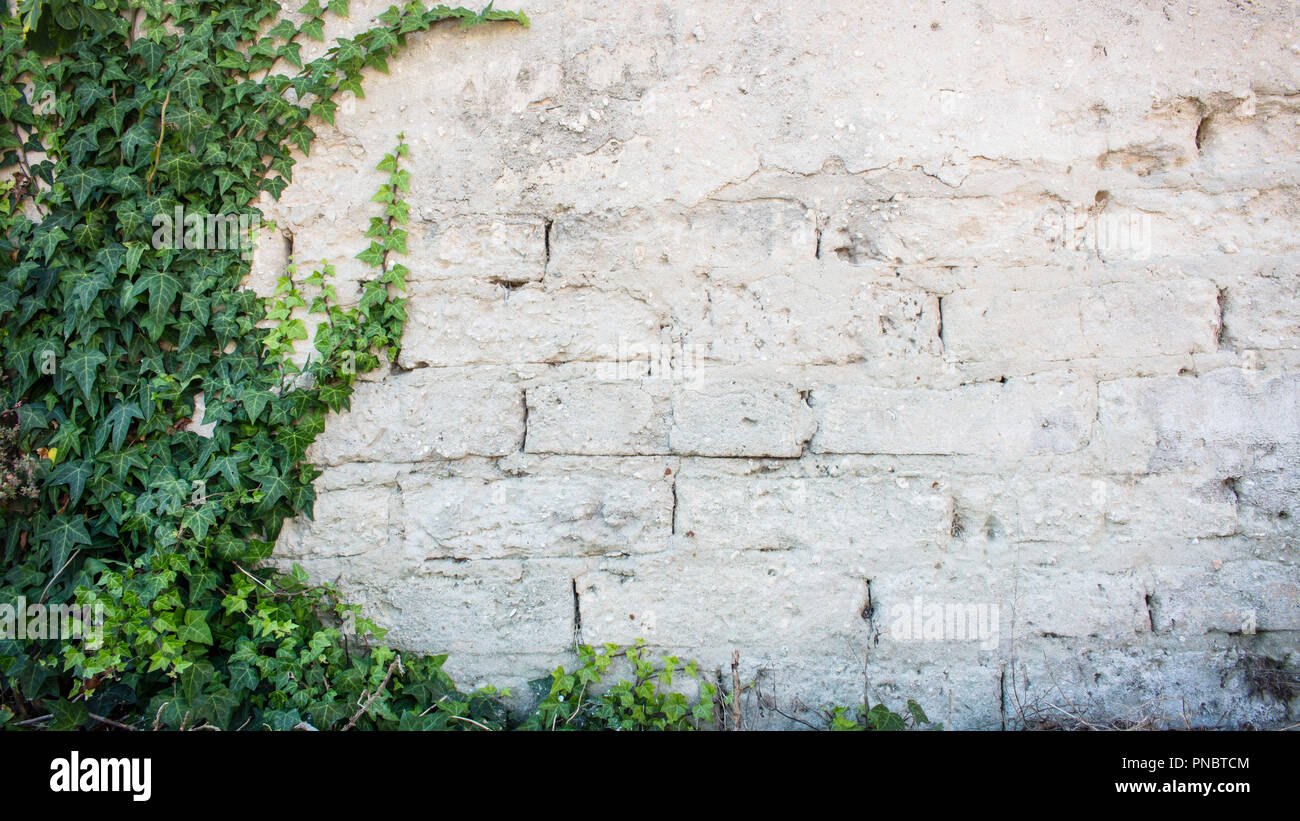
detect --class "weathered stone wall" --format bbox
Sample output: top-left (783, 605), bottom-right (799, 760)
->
top-left (261, 0), bottom-right (1300, 728)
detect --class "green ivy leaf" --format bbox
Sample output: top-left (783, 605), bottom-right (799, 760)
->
top-left (866, 704), bottom-right (906, 731)
top-left (99, 401), bottom-right (142, 452)
top-left (64, 124), bottom-right (100, 166)
top-left (253, 470), bottom-right (292, 514)
top-left (61, 165), bottom-right (105, 208)
top-left (50, 460), bottom-right (93, 506)
top-left (228, 663), bottom-right (258, 694)
top-left (47, 699), bottom-right (90, 731)
top-left (179, 611), bottom-right (214, 645)
top-left (181, 503), bottom-right (218, 542)
top-left (131, 267), bottom-right (182, 321)
top-left (61, 347), bottom-right (108, 403)
top-left (40, 515), bottom-right (92, 572)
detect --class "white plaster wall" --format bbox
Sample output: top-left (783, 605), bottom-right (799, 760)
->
top-left (264, 0), bottom-right (1300, 728)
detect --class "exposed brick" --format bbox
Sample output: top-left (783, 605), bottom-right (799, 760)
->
top-left (549, 202), bottom-right (817, 277)
top-left (1091, 369), bottom-right (1300, 474)
top-left (406, 216), bottom-right (547, 284)
top-left (1149, 560), bottom-right (1300, 634)
top-left (696, 270), bottom-right (941, 366)
top-left (359, 560), bottom-right (581, 658)
top-left (276, 484), bottom-right (397, 559)
top-left (1221, 265), bottom-right (1300, 351)
top-left (673, 473), bottom-right (952, 556)
top-left (525, 381), bottom-right (670, 455)
top-left (942, 281), bottom-right (1221, 362)
top-left (400, 464), bottom-right (672, 561)
top-left (398, 282), bottom-right (662, 368)
top-left (1009, 472), bottom-right (1238, 544)
top-left (668, 380), bottom-right (817, 457)
top-left (1012, 569), bottom-right (1151, 639)
top-left (811, 373), bottom-right (1095, 456)
top-left (307, 368), bottom-right (523, 465)
top-left (577, 551), bottom-right (869, 649)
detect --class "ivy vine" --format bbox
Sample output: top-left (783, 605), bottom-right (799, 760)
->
top-left (0, 0), bottom-right (553, 731)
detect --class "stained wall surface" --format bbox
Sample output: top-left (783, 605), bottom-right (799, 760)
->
top-left (263, 0), bottom-right (1300, 728)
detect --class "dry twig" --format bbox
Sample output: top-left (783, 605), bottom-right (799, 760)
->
top-left (343, 653), bottom-right (402, 731)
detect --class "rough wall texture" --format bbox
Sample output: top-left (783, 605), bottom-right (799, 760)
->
top-left (259, 0), bottom-right (1300, 728)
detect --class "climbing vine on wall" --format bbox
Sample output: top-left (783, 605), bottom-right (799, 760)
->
top-left (0, 0), bottom-right (540, 730)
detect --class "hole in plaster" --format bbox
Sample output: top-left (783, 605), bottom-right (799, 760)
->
top-left (1195, 115), bottom-right (1212, 152)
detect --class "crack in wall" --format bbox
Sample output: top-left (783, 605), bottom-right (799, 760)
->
top-left (571, 577), bottom-right (583, 648)
top-left (936, 295), bottom-right (945, 353)
top-left (519, 389), bottom-right (529, 453)
top-left (670, 473), bottom-right (678, 535)
top-left (998, 668), bottom-right (1007, 731)
top-left (860, 577), bottom-right (876, 635)
top-left (543, 216), bottom-right (553, 271)
top-left (1216, 286), bottom-right (1228, 349)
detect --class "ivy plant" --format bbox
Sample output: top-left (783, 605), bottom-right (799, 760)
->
top-left (0, 0), bottom-right (535, 731)
top-left (522, 641), bottom-right (722, 731)
top-left (828, 699), bottom-right (943, 731)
